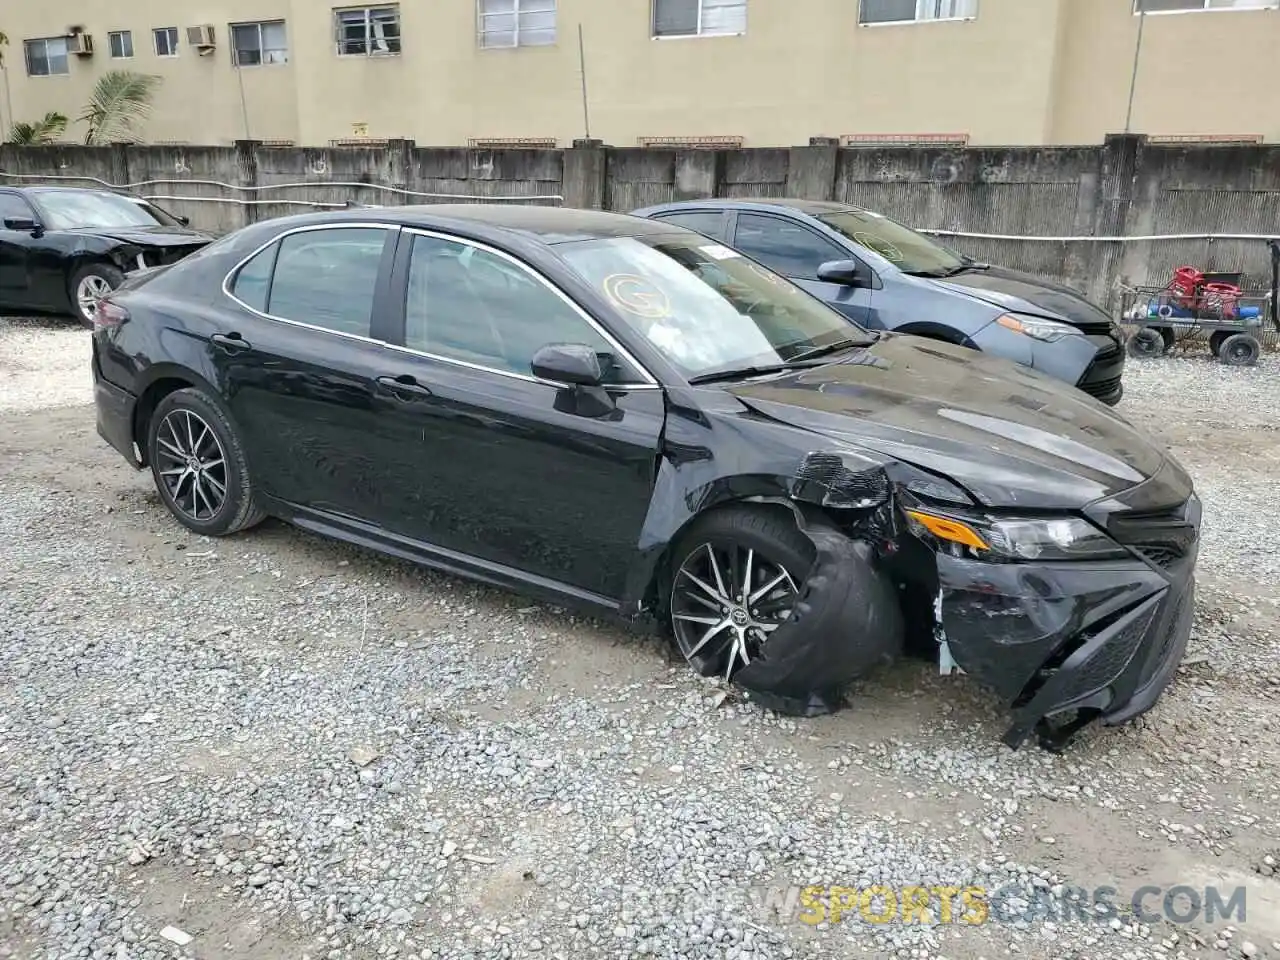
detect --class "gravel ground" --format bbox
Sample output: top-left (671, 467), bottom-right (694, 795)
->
top-left (1, 317), bottom-right (1278, 960)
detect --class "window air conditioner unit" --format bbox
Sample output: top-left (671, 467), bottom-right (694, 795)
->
top-left (187, 25), bottom-right (217, 48)
top-left (66, 32), bottom-right (94, 56)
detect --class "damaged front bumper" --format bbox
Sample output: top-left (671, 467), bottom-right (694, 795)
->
top-left (936, 548), bottom-right (1196, 751)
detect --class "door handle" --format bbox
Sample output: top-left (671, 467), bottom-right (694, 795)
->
top-left (376, 375), bottom-right (433, 399)
top-left (211, 332), bottom-right (251, 354)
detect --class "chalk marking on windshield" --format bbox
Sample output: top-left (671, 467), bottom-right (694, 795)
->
top-left (602, 273), bottom-right (673, 319)
top-left (853, 232), bottom-right (903, 262)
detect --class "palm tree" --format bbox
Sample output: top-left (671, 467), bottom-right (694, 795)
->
top-left (0, 30), bottom-right (9, 68)
top-left (7, 111), bottom-right (69, 145)
top-left (79, 70), bottom-right (161, 145)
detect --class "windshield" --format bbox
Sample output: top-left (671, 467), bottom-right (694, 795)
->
top-left (557, 235), bottom-right (871, 380)
top-left (819, 210), bottom-right (964, 276)
top-left (33, 191), bottom-right (179, 230)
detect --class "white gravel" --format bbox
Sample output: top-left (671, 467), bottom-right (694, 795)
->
top-left (0, 317), bottom-right (92, 413)
top-left (2, 316), bottom-right (1279, 960)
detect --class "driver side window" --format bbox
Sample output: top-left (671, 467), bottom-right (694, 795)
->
top-left (733, 213), bottom-right (848, 281)
top-left (0, 193), bottom-right (35, 223)
top-left (403, 234), bottom-right (642, 384)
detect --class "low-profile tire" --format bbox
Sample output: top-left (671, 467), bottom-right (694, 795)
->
top-left (145, 387), bottom-right (266, 536)
top-left (1218, 333), bottom-right (1260, 367)
top-left (666, 505), bottom-right (815, 683)
top-left (68, 262), bottom-right (125, 328)
top-left (1127, 327), bottom-right (1166, 359)
top-left (1209, 330), bottom-right (1230, 358)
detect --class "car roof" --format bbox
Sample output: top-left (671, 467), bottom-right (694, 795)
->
top-left (249, 203), bottom-right (684, 246)
top-left (636, 198), bottom-right (864, 217)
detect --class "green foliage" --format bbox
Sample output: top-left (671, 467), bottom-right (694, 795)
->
top-left (6, 111), bottom-right (70, 145)
top-left (79, 70), bottom-right (162, 145)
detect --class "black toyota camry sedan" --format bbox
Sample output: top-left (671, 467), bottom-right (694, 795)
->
top-left (0, 185), bottom-right (212, 326)
top-left (90, 205), bottom-right (1199, 751)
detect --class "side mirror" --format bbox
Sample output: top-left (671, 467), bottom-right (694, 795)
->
top-left (3, 216), bottom-right (40, 234)
top-left (176, 215), bottom-right (191, 226)
top-left (531, 343), bottom-right (604, 387)
top-left (817, 259), bottom-right (867, 287)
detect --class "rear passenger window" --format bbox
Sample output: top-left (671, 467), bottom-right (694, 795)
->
top-left (231, 227), bottom-right (389, 336)
top-left (655, 211), bottom-right (724, 239)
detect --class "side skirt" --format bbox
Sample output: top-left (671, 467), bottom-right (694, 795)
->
top-left (259, 495), bottom-right (626, 619)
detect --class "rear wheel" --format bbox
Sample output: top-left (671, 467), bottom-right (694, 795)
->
top-left (146, 387), bottom-right (265, 536)
top-left (1209, 330), bottom-right (1230, 358)
top-left (1218, 333), bottom-right (1260, 367)
top-left (69, 262), bottom-right (124, 328)
top-left (1127, 327), bottom-right (1166, 358)
top-left (667, 507), bottom-right (814, 682)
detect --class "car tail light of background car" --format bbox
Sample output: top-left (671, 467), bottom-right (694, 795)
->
top-left (93, 299), bottom-right (130, 330)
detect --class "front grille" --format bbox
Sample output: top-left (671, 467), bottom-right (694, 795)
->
top-left (1074, 320), bottom-right (1116, 337)
top-left (1107, 501), bottom-right (1197, 568)
top-left (1062, 612), bottom-right (1150, 702)
top-left (1080, 375), bottom-right (1122, 398)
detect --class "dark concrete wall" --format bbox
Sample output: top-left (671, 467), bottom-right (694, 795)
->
top-left (3, 135), bottom-right (1278, 309)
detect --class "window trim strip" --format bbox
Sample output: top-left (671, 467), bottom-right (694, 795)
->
top-left (220, 221), bottom-right (662, 391)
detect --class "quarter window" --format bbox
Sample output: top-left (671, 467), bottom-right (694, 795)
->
top-left (234, 227), bottom-right (389, 337)
top-left (231, 20), bottom-right (289, 66)
top-left (733, 214), bottom-right (847, 281)
top-left (858, 0), bottom-right (978, 24)
top-left (108, 31), bottom-right (134, 59)
top-left (335, 6), bottom-right (402, 55)
top-left (652, 0), bottom-right (747, 37)
top-left (153, 27), bottom-right (179, 57)
top-left (478, 0), bottom-right (557, 48)
top-left (404, 234), bottom-right (638, 382)
top-left (24, 37), bottom-right (70, 77)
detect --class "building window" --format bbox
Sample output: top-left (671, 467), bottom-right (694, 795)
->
top-left (24, 37), bottom-right (70, 76)
top-left (153, 27), bottom-right (179, 57)
top-left (478, 0), bottom-right (557, 48)
top-left (1134, 0), bottom-right (1277, 10)
top-left (335, 6), bottom-right (402, 55)
top-left (653, 0), bottom-right (747, 36)
top-left (859, 0), bottom-right (978, 24)
top-left (107, 30), bottom-right (134, 59)
top-left (231, 20), bottom-right (289, 66)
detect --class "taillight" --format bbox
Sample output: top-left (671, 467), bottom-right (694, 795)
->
top-left (93, 298), bottom-right (130, 330)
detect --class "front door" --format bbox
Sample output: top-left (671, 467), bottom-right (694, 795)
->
top-left (369, 230), bottom-right (665, 601)
top-left (214, 223), bottom-right (406, 520)
top-left (731, 211), bottom-right (878, 326)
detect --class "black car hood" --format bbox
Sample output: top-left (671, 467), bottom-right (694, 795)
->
top-left (65, 224), bottom-right (212, 247)
top-left (724, 336), bottom-right (1171, 510)
top-left (929, 264), bottom-right (1114, 329)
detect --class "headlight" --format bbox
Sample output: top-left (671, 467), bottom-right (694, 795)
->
top-left (995, 313), bottom-right (1083, 344)
top-left (905, 508), bottom-right (1128, 561)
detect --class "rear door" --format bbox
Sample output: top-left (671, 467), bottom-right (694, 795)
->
top-left (729, 211), bottom-right (878, 326)
top-left (215, 223), bottom-right (407, 520)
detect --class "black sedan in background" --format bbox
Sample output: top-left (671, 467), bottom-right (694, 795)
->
top-left (0, 185), bottom-right (213, 326)
top-left (90, 205), bottom-right (1199, 751)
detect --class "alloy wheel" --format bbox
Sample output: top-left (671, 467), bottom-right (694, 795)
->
top-left (154, 409), bottom-right (229, 522)
top-left (77, 274), bottom-right (114, 321)
top-left (671, 542), bottom-right (799, 681)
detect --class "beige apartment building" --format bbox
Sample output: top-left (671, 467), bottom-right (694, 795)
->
top-left (2, 0), bottom-right (1279, 149)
